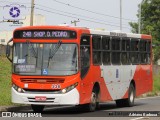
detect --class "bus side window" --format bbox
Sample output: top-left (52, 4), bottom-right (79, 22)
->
top-left (102, 36), bottom-right (111, 65)
top-left (146, 41), bottom-right (151, 64)
top-left (121, 38), bottom-right (130, 65)
top-left (111, 37), bottom-right (120, 65)
top-left (92, 36), bottom-right (101, 50)
top-left (112, 37), bottom-right (120, 51)
top-left (81, 46), bottom-right (90, 67)
top-left (93, 51), bottom-right (101, 65)
top-left (131, 39), bottom-right (139, 51)
top-left (130, 39), bottom-right (139, 64)
top-left (140, 40), bottom-right (147, 64)
top-left (92, 36), bottom-right (102, 65)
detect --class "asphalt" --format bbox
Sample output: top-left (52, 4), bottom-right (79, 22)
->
top-left (1, 96), bottom-right (160, 119)
top-left (0, 105), bottom-right (31, 112)
top-left (1, 96), bottom-right (160, 112)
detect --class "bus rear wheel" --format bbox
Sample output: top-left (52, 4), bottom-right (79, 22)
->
top-left (116, 84), bottom-right (135, 107)
top-left (31, 105), bottom-right (45, 112)
top-left (126, 84), bottom-right (135, 107)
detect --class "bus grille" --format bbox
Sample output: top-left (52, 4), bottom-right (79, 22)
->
top-left (20, 78), bottom-right (65, 84)
top-left (23, 89), bottom-right (61, 94)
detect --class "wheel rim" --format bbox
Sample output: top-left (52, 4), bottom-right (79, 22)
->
top-left (130, 90), bottom-right (134, 103)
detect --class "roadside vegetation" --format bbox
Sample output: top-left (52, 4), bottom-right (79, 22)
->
top-left (0, 55), bottom-right (12, 105)
top-left (151, 74), bottom-right (160, 96)
top-left (0, 55), bottom-right (160, 106)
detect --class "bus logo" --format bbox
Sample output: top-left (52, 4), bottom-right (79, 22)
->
top-left (9, 6), bottom-right (20, 18)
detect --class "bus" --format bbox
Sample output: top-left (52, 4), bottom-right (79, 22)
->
top-left (6, 25), bottom-right (153, 112)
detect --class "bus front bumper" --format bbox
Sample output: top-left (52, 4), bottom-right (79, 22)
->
top-left (11, 87), bottom-right (80, 105)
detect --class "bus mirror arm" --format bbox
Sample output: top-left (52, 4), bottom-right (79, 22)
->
top-left (6, 38), bottom-right (13, 62)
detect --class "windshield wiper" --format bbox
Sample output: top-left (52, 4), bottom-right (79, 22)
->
top-left (23, 40), bottom-right (38, 66)
top-left (47, 40), bottom-right (62, 67)
top-left (26, 40), bottom-right (37, 58)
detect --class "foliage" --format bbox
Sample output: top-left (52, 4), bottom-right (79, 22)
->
top-left (129, 0), bottom-right (160, 64)
top-left (153, 74), bottom-right (160, 92)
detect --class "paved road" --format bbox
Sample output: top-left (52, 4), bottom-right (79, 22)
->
top-left (2, 96), bottom-right (160, 120)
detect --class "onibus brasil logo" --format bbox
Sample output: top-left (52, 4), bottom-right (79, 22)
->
top-left (3, 4), bottom-right (26, 21)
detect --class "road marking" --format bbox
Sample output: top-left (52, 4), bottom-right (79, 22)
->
top-left (130, 117), bottom-right (149, 120)
top-left (136, 96), bottom-right (160, 100)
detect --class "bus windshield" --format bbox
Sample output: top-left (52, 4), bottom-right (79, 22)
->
top-left (13, 43), bottom-right (78, 76)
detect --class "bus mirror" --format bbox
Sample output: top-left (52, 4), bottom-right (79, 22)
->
top-left (6, 38), bottom-right (13, 62)
top-left (6, 45), bottom-right (11, 56)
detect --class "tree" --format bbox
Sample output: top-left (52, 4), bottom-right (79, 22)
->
top-left (129, 0), bottom-right (160, 64)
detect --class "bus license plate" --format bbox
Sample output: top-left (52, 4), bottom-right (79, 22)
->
top-left (35, 96), bottom-right (46, 101)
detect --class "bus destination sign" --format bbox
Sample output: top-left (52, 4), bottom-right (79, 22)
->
top-left (15, 64), bottom-right (36, 73)
top-left (14, 30), bottom-right (77, 39)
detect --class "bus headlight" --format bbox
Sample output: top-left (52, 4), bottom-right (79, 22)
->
top-left (12, 84), bottom-right (25, 93)
top-left (61, 82), bottom-right (78, 94)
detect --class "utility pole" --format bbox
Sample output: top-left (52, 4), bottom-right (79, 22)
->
top-left (138, 0), bottom-right (145, 34)
top-left (30, 0), bottom-right (35, 26)
top-left (138, 3), bottom-right (141, 34)
top-left (120, 0), bottom-right (122, 31)
top-left (71, 19), bottom-right (80, 26)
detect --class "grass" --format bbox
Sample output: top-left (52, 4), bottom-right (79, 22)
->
top-left (142, 75), bottom-right (160, 97)
top-left (153, 75), bottom-right (160, 92)
top-left (0, 55), bottom-right (160, 106)
top-left (149, 74), bottom-right (160, 96)
top-left (0, 55), bottom-right (12, 106)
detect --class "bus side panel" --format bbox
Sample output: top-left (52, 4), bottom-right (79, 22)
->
top-left (133, 65), bottom-right (143, 96)
top-left (79, 67), bottom-right (93, 104)
top-left (140, 35), bottom-right (153, 93)
top-left (133, 65), bottom-right (153, 97)
top-left (99, 77), bottom-right (113, 102)
top-left (79, 65), bottom-right (113, 104)
top-left (140, 65), bottom-right (153, 94)
top-left (92, 66), bottom-right (113, 102)
top-left (148, 64), bottom-right (153, 92)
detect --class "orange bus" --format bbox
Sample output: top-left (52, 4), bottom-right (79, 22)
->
top-left (6, 26), bottom-right (152, 112)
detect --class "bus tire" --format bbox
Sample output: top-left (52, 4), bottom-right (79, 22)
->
top-left (85, 90), bottom-right (98, 112)
top-left (31, 105), bottom-right (45, 112)
top-left (125, 83), bottom-right (135, 107)
top-left (116, 84), bottom-right (135, 107)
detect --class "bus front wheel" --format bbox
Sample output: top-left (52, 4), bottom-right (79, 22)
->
top-left (85, 89), bottom-right (98, 112)
top-left (31, 105), bottom-right (45, 112)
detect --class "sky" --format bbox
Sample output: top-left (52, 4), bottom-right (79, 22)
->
top-left (0, 0), bottom-right (142, 32)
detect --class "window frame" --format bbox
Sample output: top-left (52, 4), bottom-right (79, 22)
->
top-left (121, 38), bottom-right (131, 65)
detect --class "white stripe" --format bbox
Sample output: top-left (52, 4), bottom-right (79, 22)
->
top-left (100, 65), bottom-right (136, 100)
top-left (90, 29), bottom-right (142, 38)
top-left (130, 117), bottom-right (149, 120)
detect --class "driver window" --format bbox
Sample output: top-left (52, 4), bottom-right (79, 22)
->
top-left (80, 35), bottom-right (90, 78)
